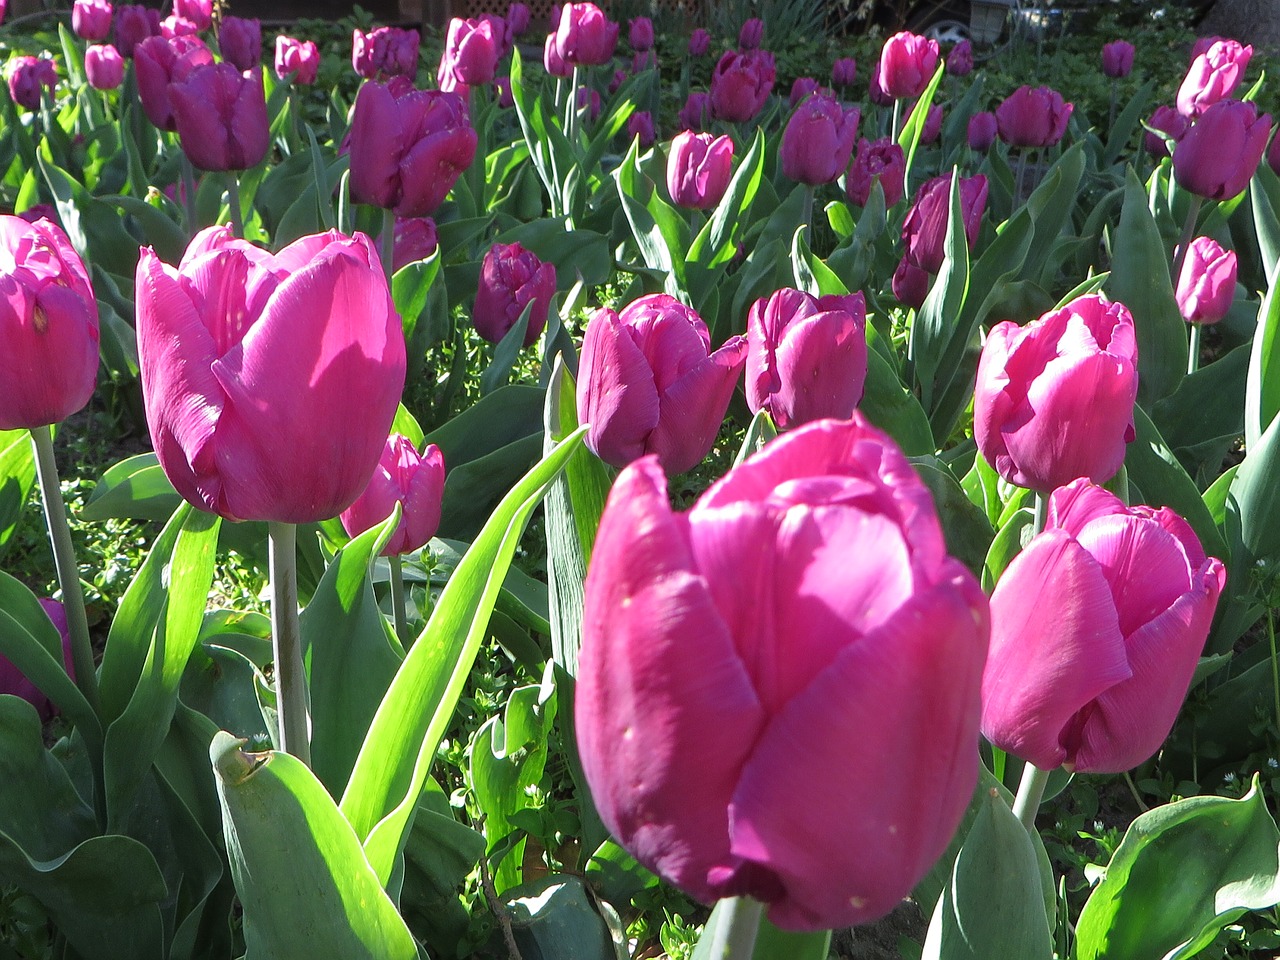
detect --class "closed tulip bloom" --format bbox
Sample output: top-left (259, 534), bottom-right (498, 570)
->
top-left (554, 2), bottom-right (618, 66)
top-left (576, 86), bottom-right (601, 121)
top-left (667, 130), bottom-right (734, 209)
top-left (0, 600), bottom-right (75, 722)
top-left (902, 173), bottom-right (987, 274)
top-left (847, 137), bottom-right (905, 207)
top-left (746, 288), bottom-right (867, 429)
top-left (340, 435), bottom-right (445, 556)
top-left (7, 57), bottom-right (57, 111)
top-left (688, 27), bottom-right (710, 57)
top-left (173, 0), bottom-right (211, 31)
top-left (1176, 236), bottom-right (1236, 325)
top-left (579, 416), bottom-right (989, 931)
top-left (507, 2), bottom-right (531, 36)
top-left (219, 17), bottom-right (261, 72)
top-left (738, 16), bottom-right (763, 49)
top-left (136, 227), bottom-right (405, 523)
top-left (946, 39), bottom-right (972, 76)
top-left (0, 216), bottom-right (99, 431)
top-left (352, 26), bottom-right (420, 79)
top-left (473, 241), bottom-right (556, 347)
top-left (678, 90), bottom-right (712, 130)
top-left (920, 103), bottom-right (943, 144)
top-left (72, 0), bottom-right (112, 41)
top-left (1177, 39), bottom-right (1250, 119)
top-left (867, 60), bottom-right (893, 106)
top-left (1174, 99), bottom-right (1271, 201)
top-left (392, 216), bottom-right (438, 271)
top-left (116, 4), bottom-right (160, 57)
top-left (981, 480), bottom-right (1225, 774)
top-left (85, 44), bottom-right (125, 90)
top-left (876, 31), bottom-right (939, 100)
top-left (781, 94), bottom-right (859, 185)
top-left (710, 48), bottom-right (775, 122)
top-left (1101, 40), bottom-right (1134, 79)
top-left (543, 32), bottom-right (572, 78)
top-left (170, 64), bottom-right (269, 172)
top-left (974, 294), bottom-right (1138, 492)
top-left (631, 49), bottom-right (656, 73)
top-left (275, 36), bottom-right (319, 84)
top-left (577, 294), bottom-right (746, 474)
top-left (627, 110), bottom-right (655, 148)
top-left (968, 111), bottom-right (997, 151)
top-left (892, 257), bottom-right (929, 308)
top-left (831, 56), bottom-right (856, 87)
top-left (18, 204), bottom-right (58, 226)
top-left (788, 76), bottom-right (819, 108)
top-left (135, 34), bottom-right (213, 130)
top-left (1144, 104), bottom-right (1187, 158)
top-left (629, 16), bottom-right (653, 51)
top-left (438, 17), bottom-right (501, 91)
top-left (161, 15), bottom-right (198, 39)
top-left (349, 81), bottom-right (478, 217)
top-left (996, 85), bottom-right (1072, 148)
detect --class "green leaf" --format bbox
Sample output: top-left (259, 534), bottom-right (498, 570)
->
top-left (915, 171), bottom-right (971, 407)
top-left (1229, 411), bottom-right (1280, 562)
top-left (83, 453), bottom-right (182, 522)
top-left (211, 732), bottom-right (418, 960)
top-left (480, 300), bottom-right (536, 396)
top-left (897, 63), bottom-right (945, 184)
top-left (0, 429), bottom-right (35, 556)
top-left (688, 128), bottom-right (765, 269)
top-left (1074, 776), bottom-right (1280, 960)
top-left (734, 409), bottom-right (779, 467)
top-left (1247, 274), bottom-right (1280, 447)
top-left (37, 147), bottom-right (138, 277)
top-left (982, 507), bottom-right (1034, 593)
top-left (506, 875), bottom-right (627, 960)
top-left (860, 349), bottom-right (934, 457)
top-left (1252, 163), bottom-right (1280, 288)
top-left (911, 457), bottom-right (994, 575)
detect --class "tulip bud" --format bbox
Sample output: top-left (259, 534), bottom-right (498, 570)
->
top-left (1101, 39), bottom-right (1134, 79)
top-left (352, 26), bottom-right (420, 80)
top-left (577, 294), bottom-right (746, 474)
top-left (831, 56), bottom-right (856, 87)
top-left (847, 137), bottom-right (905, 208)
top-left (666, 130), bottom-right (734, 210)
top-left (275, 36), bottom-right (319, 84)
top-left (161, 14), bottom-right (198, 38)
top-left (72, 0), bottom-right (112, 41)
top-left (171, 64), bottom-right (270, 172)
top-left (946, 39), bottom-right (973, 76)
top-left (116, 4), bottom-right (161, 57)
top-left (18, 204), bottom-right (58, 225)
top-left (579, 415), bottom-right (989, 931)
top-left (136, 227), bottom-right (406, 523)
top-left (788, 76), bottom-right (819, 108)
top-left (438, 17), bottom-right (501, 92)
top-left (629, 16), bottom-right (653, 51)
top-left (348, 81), bottom-right (478, 217)
top-left (867, 60), bottom-right (893, 106)
top-left (7, 57), bottom-right (57, 111)
top-left (892, 256), bottom-right (929, 308)
top-left (1177, 39), bottom-right (1250, 119)
top-left (473, 241), bottom-right (556, 347)
top-left (875, 31), bottom-right (939, 100)
top-left (781, 94), bottom-right (859, 186)
top-left (995, 85), bottom-right (1073, 149)
top-left (627, 110), bottom-right (655, 148)
top-left (920, 103), bottom-right (943, 144)
top-left (967, 111), bottom-right (997, 151)
top-left (688, 27), bottom-right (710, 57)
top-left (576, 86), bottom-right (601, 122)
top-left (745, 288), bottom-right (867, 429)
top-left (738, 17), bottom-right (764, 49)
top-left (218, 16), bottom-right (262, 72)
top-left (85, 43), bottom-right (125, 90)
top-left (974, 293), bottom-right (1138, 492)
top-left (901, 172), bottom-right (987, 274)
top-left (1172, 98), bottom-right (1271, 201)
top-left (608, 67), bottom-right (627, 94)
top-left (0, 216), bottom-right (99, 431)
top-left (982, 480), bottom-right (1224, 774)
top-left (678, 90), bottom-right (712, 130)
top-left (340, 435), bottom-right (445, 556)
top-left (135, 34), bottom-right (213, 131)
top-left (1176, 236), bottom-right (1236, 325)
top-left (543, 32), bottom-right (572, 78)
top-left (507, 2), bottom-right (531, 36)
top-left (631, 49), bottom-right (656, 73)
top-left (710, 48), bottom-right (775, 122)
top-left (554, 2), bottom-right (619, 66)
top-left (1144, 103), bottom-right (1188, 158)
top-left (0, 600), bottom-right (76, 722)
top-left (173, 0), bottom-right (211, 31)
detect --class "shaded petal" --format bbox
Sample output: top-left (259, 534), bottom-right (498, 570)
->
top-left (649, 334), bottom-right (746, 475)
top-left (1072, 513), bottom-right (1192, 637)
top-left (577, 310), bottom-right (661, 469)
top-left (771, 309), bottom-right (866, 428)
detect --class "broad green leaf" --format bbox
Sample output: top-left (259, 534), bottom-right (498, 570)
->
top-left (506, 875), bottom-right (627, 960)
top-left (1103, 80), bottom-right (1156, 168)
top-left (911, 457), bottom-right (993, 575)
top-left (1250, 164), bottom-right (1280, 288)
top-left (915, 171), bottom-right (971, 407)
top-left (734, 409), bottom-right (779, 467)
top-left (897, 62), bottom-right (945, 184)
top-left (1229, 411), bottom-right (1280, 562)
top-left (861, 349), bottom-right (934, 456)
top-left (399, 786), bottom-right (486, 954)
top-left (982, 507), bottom-right (1034, 593)
top-left (0, 429), bottom-right (34, 556)
top-left (480, 300), bottom-right (536, 395)
top-left (1022, 142), bottom-right (1085, 287)
top-left (1246, 274), bottom-right (1280, 447)
top-left (83, 453), bottom-right (182, 522)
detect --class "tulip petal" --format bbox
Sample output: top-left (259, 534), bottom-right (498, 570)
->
top-left (348, 82), bottom-right (405, 209)
top-left (771, 310), bottom-right (866, 427)
top-left (649, 335), bottom-right (746, 475)
top-left (1072, 513), bottom-right (1193, 637)
top-left (578, 311), bottom-right (661, 468)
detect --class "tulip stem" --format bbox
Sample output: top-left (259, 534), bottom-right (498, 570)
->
top-left (1171, 194), bottom-right (1204, 292)
top-left (389, 555), bottom-right (409, 645)
top-left (705, 897), bottom-right (763, 960)
top-left (801, 184), bottom-right (815, 244)
top-left (30, 427), bottom-right (100, 715)
top-left (380, 207), bottom-right (396, 280)
top-left (1033, 490), bottom-right (1048, 537)
top-left (268, 521), bottom-right (310, 766)
top-left (891, 99), bottom-right (901, 141)
top-left (1014, 151), bottom-right (1028, 205)
top-left (1188, 323), bottom-right (1203, 375)
top-left (567, 65), bottom-right (581, 147)
top-left (1268, 606), bottom-right (1280, 738)
top-left (181, 154), bottom-right (199, 234)
top-left (1011, 761), bottom-right (1051, 831)
top-left (225, 173), bottom-right (244, 239)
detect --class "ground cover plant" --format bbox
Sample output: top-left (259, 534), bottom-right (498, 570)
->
top-left (2, 0), bottom-right (1280, 958)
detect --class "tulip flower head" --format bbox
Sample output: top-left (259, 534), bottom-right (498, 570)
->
top-left (275, 36), bottom-right (320, 84)
top-left (968, 111), bottom-right (997, 152)
top-left (974, 293), bottom-right (1138, 492)
top-left (847, 137), bottom-right (906, 208)
top-left (981, 480), bottom-right (1224, 774)
top-left (85, 43), bottom-right (125, 90)
top-left (875, 31), bottom-right (939, 100)
top-left (1101, 40), bottom-right (1135, 79)
top-left (1177, 39), bottom-right (1251, 119)
top-left (995, 85), bottom-right (1073, 149)
top-left (831, 56), bottom-right (856, 87)
top-left (218, 17), bottom-right (262, 72)
top-left (352, 26), bottom-right (420, 80)
top-left (1176, 237), bottom-right (1236, 326)
top-left (392, 216), bottom-right (438, 272)
top-left (710, 48), bottom-right (775, 122)
top-left (161, 14), bottom-right (198, 38)
top-left (946, 39), bottom-right (973, 76)
top-left (1144, 104), bottom-right (1188, 159)
top-left (892, 256), bottom-right (929, 308)
top-left (543, 32), bottom-right (572, 78)
top-left (116, 4), bottom-right (161, 57)
top-left (867, 61), bottom-right (893, 107)
top-left (135, 227), bottom-right (406, 523)
top-left (666, 130), bottom-right (734, 210)
top-left (553, 2), bottom-right (619, 66)
top-left (170, 64), bottom-right (270, 172)
top-left (438, 16), bottom-right (502, 92)
top-left (678, 91), bottom-right (712, 131)
top-left (781, 94), bottom-right (858, 185)
top-left (135, 34), bottom-right (213, 131)
top-left (1173, 98), bottom-right (1271, 201)
top-left (627, 110), bottom-right (655, 148)
top-left (507, 2), bottom-right (531, 36)
top-left (629, 17), bottom-right (654, 51)
top-left (688, 27), bottom-right (710, 57)
top-left (920, 103), bottom-right (943, 145)
top-left (0, 600), bottom-right (75, 722)
top-left (473, 241), bottom-right (557, 347)
top-left (72, 0), bottom-right (113, 41)
top-left (738, 17), bottom-right (764, 49)
top-left (901, 172), bottom-right (988, 274)
top-left (173, 0), bottom-right (211, 31)
top-left (788, 76), bottom-right (820, 108)
top-left (7, 57), bottom-right (57, 111)
top-left (578, 415), bottom-right (989, 931)
top-left (340, 435), bottom-right (445, 557)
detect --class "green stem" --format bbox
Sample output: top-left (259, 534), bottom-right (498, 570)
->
top-left (1188, 322), bottom-right (1203, 375)
top-left (891, 98), bottom-right (901, 141)
top-left (566, 65), bottom-right (580, 148)
top-left (1011, 761), bottom-right (1051, 831)
top-left (379, 206), bottom-right (396, 281)
top-left (1171, 194), bottom-right (1204, 292)
top-left (801, 184), bottom-right (815, 244)
top-left (268, 522), bottom-right (310, 765)
top-left (389, 555), bottom-right (409, 645)
top-left (1268, 606), bottom-right (1280, 738)
top-left (226, 172), bottom-right (244, 238)
top-left (1014, 151), bottom-right (1028, 204)
top-left (181, 153), bottom-right (199, 234)
top-left (30, 427), bottom-right (100, 714)
top-left (705, 897), bottom-right (764, 960)
top-left (1033, 490), bottom-right (1048, 537)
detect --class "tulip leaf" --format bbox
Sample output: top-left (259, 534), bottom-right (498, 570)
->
top-left (496, 217), bottom-right (614, 291)
top-left (37, 146), bottom-right (139, 277)
top-left (982, 507), bottom-right (1034, 593)
top-left (911, 457), bottom-right (993, 576)
top-left (1152, 342), bottom-right (1248, 483)
top-left (1229, 409), bottom-right (1280, 563)
top-left (1103, 80), bottom-right (1156, 168)
top-left (340, 428), bottom-right (588, 886)
top-left (688, 127), bottom-right (766, 270)
top-left (505, 874), bottom-right (628, 960)
top-left (83, 453), bottom-right (183, 522)
top-left (481, 300), bottom-right (537, 396)
top-left (211, 732), bottom-right (418, 960)
top-left (0, 429), bottom-right (35, 556)
top-left (860, 348), bottom-right (934, 457)
top-left (1022, 142), bottom-right (1085, 288)
top-left (1251, 164), bottom-right (1280, 289)
top-left (1246, 272), bottom-right (1280, 448)
top-left (617, 137), bottom-right (688, 297)
top-left (1074, 776), bottom-right (1280, 960)
top-left (897, 62), bottom-right (945, 184)
top-left (734, 409), bottom-right (780, 467)
top-left (1104, 168), bottom-right (1187, 406)
top-left (104, 195), bottom-right (188, 267)
top-left (916, 171), bottom-right (971, 410)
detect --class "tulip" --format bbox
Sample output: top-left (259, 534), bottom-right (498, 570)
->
top-left (974, 293), bottom-right (1137, 492)
top-left (1173, 98), bottom-right (1271, 201)
top-left (875, 31), bottom-right (939, 100)
top-left (577, 294), bottom-right (746, 474)
top-left (171, 64), bottom-right (269, 172)
top-left (173, 0), bottom-right (211, 31)
top-left (218, 17), bottom-right (262, 72)
top-left (507, 2), bottom-right (531, 36)
top-left (543, 33), bottom-right (572, 78)
top-left (348, 81), bottom-right (478, 218)
top-left (709, 48), bottom-right (775, 122)
top-left (920, 103), bottom-right (943, 144)
top-left (1144, 104), bottom-right (1187, 158)
top-left (968, 111), bottom-right (997, 151)
top-left (1177, 39), bottom-right (1250, 119)
top-left (738, 17), bottom-right (763, 49)
top-left (576, 86), bottom-right (601, 122)
top-left (1189, 35), bottom-right (1225, 63)
top-left (608, 67), bottom-right (627, 94)
top-left (275, 36), bottom-right (320, 84)
top-left (901, 172), bottom-right (987, 274)
top-left (678, 90), bottom-right (712, 130)
top-left (0, 600), bottom-right (75, 722)
top-left (627, 110), bottom-right (655, 148)
top-left (781, 94), bottom-right (859, 186)
top-left (629, 16), bottom-right (653, 51)
top-left (0, 216), bottom-right (99, 431)
top-left (892, 257), bottom-right (929, 308)
top-left (745, 289), bottom-right (867, 429)
top-left (981, 480), bottom-right (1225, 774)
top-left (553, 2), bottom-right (619, 66)
top-left (1101, 40), bottom-right (1135, 79)
top-left (135, 227), bottom-right (405, 523)
top-left (688, 27), bottom-right (710, 57)
top-left (1175, 236), bottom-right (1236, 325)
top-left (340, 435), bottom-right (445, 556)
top-left (116, 4), bottom-right (160, 57)
top-left (438, 16), bottom-right (501, 92)
top-left (392, 216), bottom-right (438, 271)
top-left (946, 39), bottom-right (973, 76)
top-left (788, 76), bottom-right (819, 108)
top-left (473, 241), bottom-right (556, 347)
top-left (867, 60), bottom-right (893, 107)
top-left (578, 415), bottom-right (989, 931)
top-left (85, 44), bottom-right (124, 90)
top-left (135, 35), bottom-right (213, 131)
top-left (352, 26), bottom-right (420, 80)
top-left (847, 137), bottom-right (905, 208)
top-left (7, 57), bottom-right (57, 111)
top-left (161, 15), bottom-right (198, 38)
top-left (18, 204), bottom-right (58, 225)
top-left (631, 49), bottom-right (656, 73)
top-left (72, 0), bottom-right (112, 41)
top-left (995, 85), bottom-right (1072, 149)
top-left (667, 130), bottom-right (734, 210)
top-left (831, 56), bottom-right (856, 87)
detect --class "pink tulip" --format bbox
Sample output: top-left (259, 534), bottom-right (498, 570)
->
top-left (1143, 104), bottom-right (1187, 158)
top-left (788, 76), bottom-right (819, 108)
top-left (946, 39), bottom-right (973, 76)
top-left (553, 2), bottom-right (619, 66)
top-left (867, 60), bottom-right (893, 106)
top-left (578, 415), bottom-right (989, 931)
top-left (473, 241), bottom-right (556, 346)
top-left (0, 600), bottom-right (76, 722)
top-left (892, 256), bottom-right (929, 308)
top-left (1101, 39), bottom-right (1135, 78)
top-left (875, 31), bottom-right (939, 100)
top-left (1173, 98), bottom-right (1271, 201)
top-left (666, 130), bottom-right (734, 210)
top-left (173, 0), bottom-right (211, 31)
top-left (831, 56), bottom-right (856, 87)
top-left (847, 137), bottom-right (905, 207)
top-left (438, 16), bottom-right (502, 92)
top-left (995, 85), bottom-right (1072, 149)
top-left (507, 2), bottom-right (531, 36)
top-left (543, 32), bottom-right (572, 78)
top-left (135, 227), bottom-right (405, 523)
top-left (171, 64), bottom-right (269, 172)
top-left (218, 16), bottom-right (261, 72)
top-left (160, 15), bottom-right (198, 38)
top-left (72, 0), bottom-right (112, 41)
top-left (1176, 236), bottom-right (1236, 325)
top-left (7, 57), bottom-right (57, 111)
top-left (115, 4), bottom-right (160, 57)
top-left (982, 480), bottom-right (1225, 774)
top-left (738, 17), bottom-right (763, 49)
top-left (352, 26), bottom-right (419, 80)
top-left (1177, 39), bottom-right (1251, 119)
top-left (392, 216), bottom-right (438, 271)
top-left (85, 43), bottom-right (125, 90)
top-left (780, 94), bottom-right (859, 185)
top-left (974, 293), bottom-right (1138, 492)
top-left (968, 111), bottom-right (997, 151)
top-left (629, 16), bottom-right (653, 51)
top-left (340, 435), bottom-right (445, 556)
top-left (275, 36), bottom-right (319, 84)
top-left (901, 172), bottom-right (987, 274)
top-left (134, 34), bottom-right (213, 131)
top-left (710, 48), bottom-right (775, 122)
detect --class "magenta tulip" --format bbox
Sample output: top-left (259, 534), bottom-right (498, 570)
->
top-left (116, 4), bottom-right (160, 57)
top-left (1177, 39), bottom-right (1250, 119)
top-left (946, 39), bottom-right (973, 76)
top-left (710, 48), bottom-right (775, 122)
top-left (7, 57), bottom-right (57, 111)
top-left (576, 294), bottom-right (746, 474)
top-left (892, 257), bottom-right (929, 308)
top-left (1101, 40), bottom-right (1135, 78)
top-left (578, 416), bottom-right (989, 931)
top-left (738, 17), bottom-right (764, 49)
top-left (72, 0), bottom-right (112, 41)
top-left (1189, 35), bottom-right (1224, 62)
top-left (170, 64), bottom-right (269, 172)
top-left (831, 56), bottom-right (856, 87)
top-left (0, 600), bottom-right (75, 722)
top-left (340, 435), bottom-right (445, 556)
top-left (968, 111), bottom-right (997, 151)
top-left (392, 216), bottom-right (438, 271)
top-left (218, 16), bottom-right (261, 72)
top-left (1173, 98), bottom-right (1271, 201)
top-left (688, 27), bottom-right (710, 57)
top-left (667, 130), bottom-right (734, 210)
top-left (629, 16), bottom-right (653, 51)
top-left (576, 86), bottom-right (601, 121)
top-left (902, 172), bottom-right (988, 274)
top-left (85, 44), bottom-right (124, 90)
top-left (847, 137), bottom-right (905, 208)
top-left (632, 48), bottom-right (656, 73)
top-left (161, 15), bottom-right (198, 39)
top-left (352, 26), bottom-right (419, 80)
top-left (473, 241), bottom-right (556, 347)
top-left (781, 94), bottom-right (859, 185)
top-left (875, 31), bottom-right (939, 100)
top-left (678, 90), bottom-right (712, 130)
top-left (995, 85), bottom-right (1072, 148)
top-left (173, 0), bottom-right (211, 31)
top-left (438, 16), bottom-right (501, 92)
top-left (275, 36), bottom-right (319, 84)
top-left (788, 76), bottom-right (819, 108)
top-left (920, 103), bottom-right (943, 144)
top-left (135, 35), bottom-right (213, 131)
top-left (627, 110), bottom-right (655, 148)
top-left (18, 204), bottom-right (58, 226)
top-left (553, 2), bottom-right (618, 66)
top-left (507, 2), bottom-right (531, 36)
top-left (1176, 236), bottom-right (1236, 326)
top-left (867, 61), bottom-right (893, 107)
top-left (1144, 104), bottom-right (1187, 158)
top-left (135, 227), bottom-right (405, 523)
top-left (543, 32), bottom-right (572, 78)
top-left (974, 294), bottom-right (1138, 492)
top-left (982, 480), bottom-right (1224, 774)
